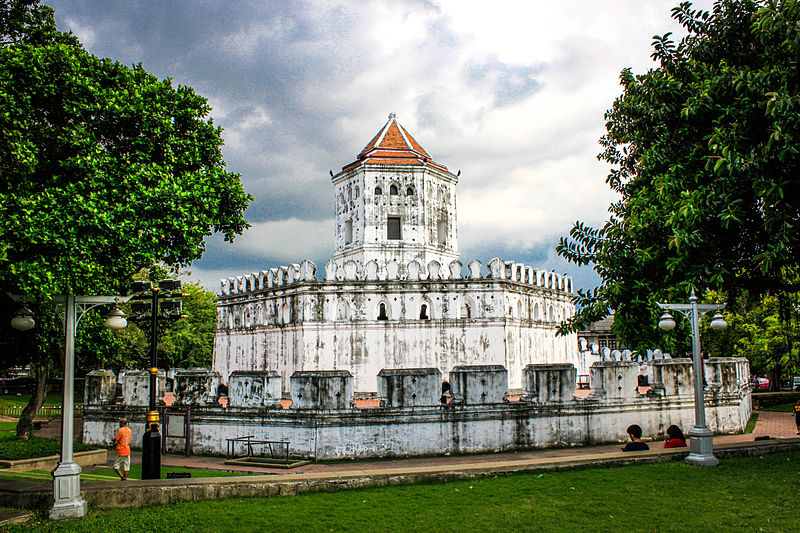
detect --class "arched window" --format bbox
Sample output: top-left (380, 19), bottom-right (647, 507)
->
top-left (420, 304), bottom-right (429, 320)
top-left (374, 186), bottom-right (382, 195)
top-left (390, 184), bottom-right (399, 195)
top-left (406, 186), bottom-right (414, 196)
top-left (461, 302), bottom-right (471, 319)
top-left (378, 302), bottom-right (388, 321)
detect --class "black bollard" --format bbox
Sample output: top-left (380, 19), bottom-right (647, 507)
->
top-left (141, 424), bottom-right (161, 480)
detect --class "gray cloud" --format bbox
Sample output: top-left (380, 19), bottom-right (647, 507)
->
top-left (464, 54), bottom-right (544, 106)
top-left (45, 0), bottom-right (715, 294)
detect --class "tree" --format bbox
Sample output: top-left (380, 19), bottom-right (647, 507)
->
top-left (0, 1), bottom-right (251, 436)
top-left (557, 1), bottom-right (800, 351)
top-left (157, 283), bottom-right (217, 369)
top-left (86, 281), bottom-right (218, 372)
top-left (701, 288), bottom-right (799, 389)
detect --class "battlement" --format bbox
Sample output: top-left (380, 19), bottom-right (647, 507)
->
top-left (83, 357), bottom-right (752, 460)
top-left (219, 257), bottom-right (573, 296)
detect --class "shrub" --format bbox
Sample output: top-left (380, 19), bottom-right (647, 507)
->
top-left (0, 436), bottom-right (98, 461)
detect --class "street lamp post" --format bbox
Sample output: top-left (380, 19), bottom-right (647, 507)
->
top-left (657, 289), bottom-right (727, 467)
top-left (10, 294), bottom-right (130, 520)
top-left (130, 280), bottom-right (183, 480)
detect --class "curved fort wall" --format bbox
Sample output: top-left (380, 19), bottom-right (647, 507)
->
top-left (213, 257), bottom-right (577, 392)
top-left (83, 358), bottom-right (751, 460)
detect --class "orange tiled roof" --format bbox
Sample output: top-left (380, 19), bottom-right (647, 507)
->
top-left (340, 114), bottom-right (453, 175)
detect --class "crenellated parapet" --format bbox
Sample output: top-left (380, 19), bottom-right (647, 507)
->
top-left (93, 358), bottom-right (749, 410)
top-left (215, 257), bottom-right (575, 333)
top-left (219, 257), bottom-right (573, 295)
top-left (84, 359), bottom-right (752, 460)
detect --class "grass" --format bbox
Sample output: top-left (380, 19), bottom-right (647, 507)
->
top-left (0, 421), bottom-right (16, 441)
top-left (760, 401), bottom-right (798, 413)
top-left (0, 392), bottom-right (73, 409)
top-left (0, 464), bottom-right (252, 483)
top-left (7, 450), bottom-right (800, 532)
top-left (744, 412), bottom-right (759, 433)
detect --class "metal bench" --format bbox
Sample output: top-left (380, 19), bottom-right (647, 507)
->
top-left (226, 435), bottom-right (290, 463)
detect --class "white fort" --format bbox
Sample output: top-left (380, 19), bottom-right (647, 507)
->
top-left (213, 114), bottom-right (579, 392)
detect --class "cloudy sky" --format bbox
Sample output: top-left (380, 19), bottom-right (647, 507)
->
top-left (47, 0), bottom-right (713, 292)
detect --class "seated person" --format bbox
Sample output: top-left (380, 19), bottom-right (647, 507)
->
top-left (664, 424), bottom-right (687, 448)
top-left (621, 424), bottom-right (649, 452)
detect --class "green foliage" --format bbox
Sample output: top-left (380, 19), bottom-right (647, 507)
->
top-left (98, 281), bottom-right (217, 371)
top-left (700, 287), bottom-right (799, 380)
top-left (0, 0), bottom-right (249, 435)
top-left (557, 1), bottom-right (800, 349)
top-left (9, 452), bottom-right (800, 532)
top-left (157, 282), bottom-right (217, 369)
top-left (0, 41), bottom-right (251, 301)
top-left (0, 0), bottom-right (76, 47)
top-left (0, 436), bottom-right (96, 460)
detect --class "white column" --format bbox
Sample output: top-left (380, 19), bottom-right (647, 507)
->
top-left (48, 294), bottom-right (88, 519)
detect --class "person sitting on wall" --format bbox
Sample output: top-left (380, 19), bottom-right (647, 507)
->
top-left (664, 424), bottom-right (687, 448)
top-left (621, 424), bottom-right (649, 452)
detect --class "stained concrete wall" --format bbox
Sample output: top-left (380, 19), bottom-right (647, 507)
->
top-left (84, 370), bottom-right (116, 406)
top-left (290, 371), bottom-right (353, 409)
top-left (228, 371), bottom-right (282, 408)
top-left (450, 365), bottom-right (507, 404)
top-left (174, 369), bottom-right (221, 406)
top-left (524, 364), bottom-right (577, 403)
top-left (120, 370), bottom-right (165, 406)
top-left (213, 259), bottom-right (578, 392)
top-left (84, 358), bottom-right (752, 460)
top-left (378, 368), bottom-right (441, 407)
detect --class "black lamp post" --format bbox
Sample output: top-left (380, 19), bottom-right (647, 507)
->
top-left (130, 279), bottom-right (183, 480)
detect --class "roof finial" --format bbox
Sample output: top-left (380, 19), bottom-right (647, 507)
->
top-left (388, 112), bottom-right (396, 120)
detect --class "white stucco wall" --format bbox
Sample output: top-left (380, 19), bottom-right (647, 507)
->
top-left (213, 258), bottom-right (578, 392)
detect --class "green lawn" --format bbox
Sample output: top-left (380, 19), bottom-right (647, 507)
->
top-left (760, 401), bottom-right (798, 413)
top-left (0, 464), bottom-right (251, 483)
top-left (0, 392), bottom-right (75, 409)
top-left (8, 450), bottom-right (800, 532)
top-left (0, 421), bottom-right (16, 441)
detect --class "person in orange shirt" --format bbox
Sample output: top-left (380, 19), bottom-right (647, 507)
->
top-left (112, 418), bottom-right (132, 480)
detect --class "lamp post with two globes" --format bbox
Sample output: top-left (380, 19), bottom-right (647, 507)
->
top-left (10, 294), bottom-right (131, 520)
top-left (657, 289), bottom-right (727, 467)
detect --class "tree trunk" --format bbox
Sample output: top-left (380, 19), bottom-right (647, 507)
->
top-left (15, 363), bottom-right (50, 439)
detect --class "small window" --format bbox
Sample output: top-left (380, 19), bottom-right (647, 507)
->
top-left (344, 219), bottom-right (353, 245)
top-left (461, 302), bottom-right (471, 319)
top-left (374, 186), bottom-right (382, 195)
top-left (406, 187), bottom-right (414, 196)
top-left (390, 184), bottom-right (399, 195)
top-left (420, 304), bottom-right (429, 320)
top-left (437, 219), bottom-right (447, 245)
top-left (378, 303), bottom-right (388, 321)
top-left (387, 216), bottom-right (401, 240)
